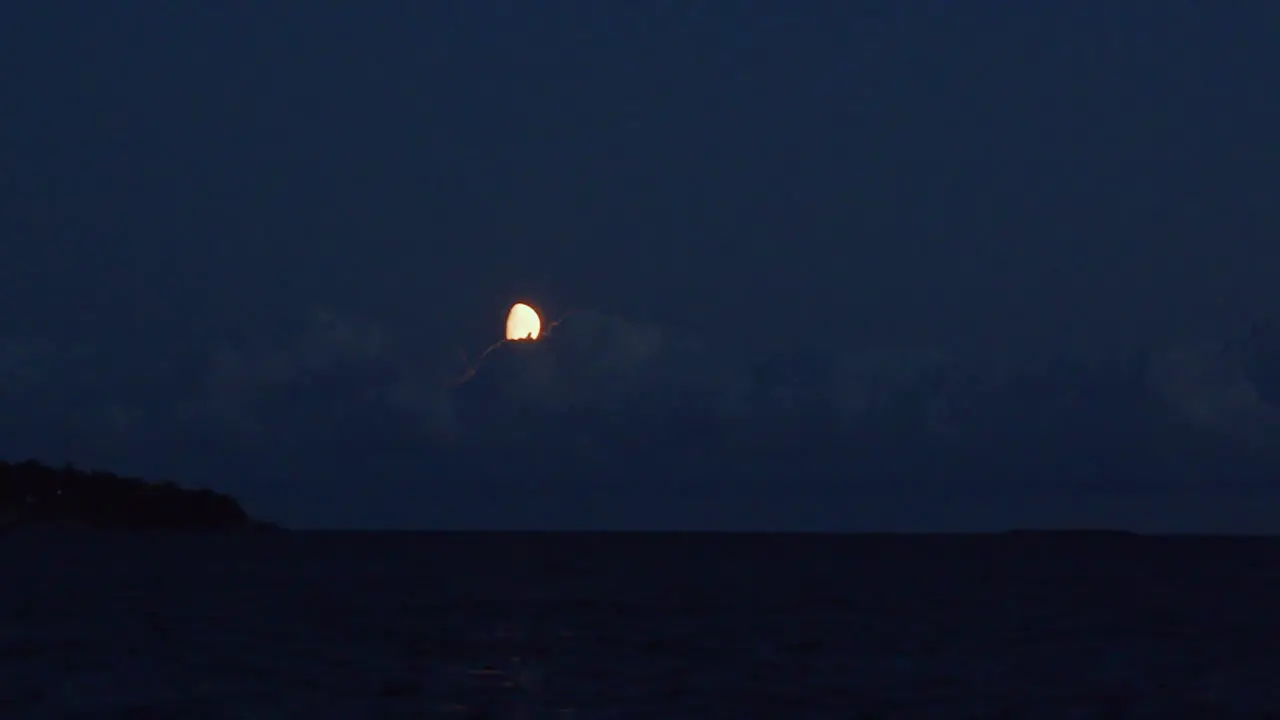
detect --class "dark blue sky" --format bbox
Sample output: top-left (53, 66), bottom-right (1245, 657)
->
top-left (2, 3), bottom-right (1278, 529)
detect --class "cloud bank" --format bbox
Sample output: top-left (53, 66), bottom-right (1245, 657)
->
top-left (2, 307), bottom-right (1279, 531)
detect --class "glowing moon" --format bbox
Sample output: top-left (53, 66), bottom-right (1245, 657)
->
top-left (505, 302), bottom-right (542, 341)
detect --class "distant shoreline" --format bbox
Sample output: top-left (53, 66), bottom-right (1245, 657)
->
top-left (222, 528), bottom-right (1278, 538)
top-left (1, 459), bottom-right (273, 531)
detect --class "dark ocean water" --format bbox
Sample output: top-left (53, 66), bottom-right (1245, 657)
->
top-left (3, 532), bottom-right (1279, 718)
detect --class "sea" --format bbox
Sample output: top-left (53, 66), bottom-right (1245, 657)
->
top-left (2, 531), bottom-right (1278, 718)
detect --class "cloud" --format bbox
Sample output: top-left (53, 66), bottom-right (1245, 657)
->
top-left (827, 347), bottom-right (1017, 429)
top-left (459, 309), bottom-right (758, 418)
top-left (372, 379), bottom-right (459, 442)
top-left (0, 338), bottom-right (69, 395)
top-left (295, 308), bottom-right (391, 373)
top-left (206, 308), bottom-right (392, 388)
top-left (6, 304), bottom-right (1280, 530)
top-left (1145, 344), bottom-right (1269, 425)
top-left (1143, 340), bottom-right (1280, 462)
top-left (195, 307), bottom-right (461, 441)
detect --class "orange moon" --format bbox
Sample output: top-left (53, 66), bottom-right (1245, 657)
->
top-left (505, 303), bottom-right (542, 340)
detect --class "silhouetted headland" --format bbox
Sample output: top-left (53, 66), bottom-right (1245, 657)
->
top-left (0, 459), bottom-right (275, 530)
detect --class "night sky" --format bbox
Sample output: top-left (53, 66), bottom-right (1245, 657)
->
top-left (2, 3), bottom-right (1278, 529)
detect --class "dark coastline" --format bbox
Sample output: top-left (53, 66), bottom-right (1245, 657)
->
top-left (0, 459), bottom-right (273, 531)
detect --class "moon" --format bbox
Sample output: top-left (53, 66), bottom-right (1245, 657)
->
top-left (505, 302), bottom-right (542, 341)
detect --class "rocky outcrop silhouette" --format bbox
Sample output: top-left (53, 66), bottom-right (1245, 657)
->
top-left (0, 459), bottom-right (272, 530)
